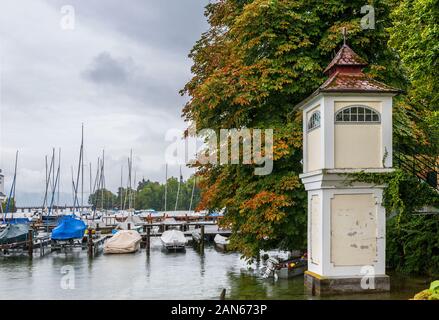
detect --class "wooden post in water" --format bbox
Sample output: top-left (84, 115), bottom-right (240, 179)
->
top-left (200, 225), bottom-right (205, 253)
top-left (146, 227), bottom-right (151, 255)
top-left (87, 228), bottom-right (93, 257)
top-left (28, 229), bottom-right (33, 257)
top-left (220, 289), bottom-right (226, 300)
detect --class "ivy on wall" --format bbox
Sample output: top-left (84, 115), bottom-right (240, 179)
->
top-left (346, 170), bottom-right (439, 275)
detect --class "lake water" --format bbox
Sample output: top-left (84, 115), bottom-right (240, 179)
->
top-left (0, 239), bottom-right (429, 300)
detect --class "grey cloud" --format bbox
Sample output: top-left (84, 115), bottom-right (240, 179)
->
top-left (46, 0), bottom-right (209, 56)
top-left (81, 51), bottom-right (184, 110)
top-left (82, 52), bottom-right (134, 85)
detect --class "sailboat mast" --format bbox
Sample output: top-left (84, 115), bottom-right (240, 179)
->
top-left (174, 165), bottom-right (182, 211)
top-left (57, 148), bottom-right (61, 210)
top-left (101, 150), bottom-right (105, 210)
top-left (49, 151), bottom-right (61, 215)
top-left (81, 124), bottom-right (84, 212)
top-left (189, 175), bottom-right (196, 212)
top-left (120, 165), bottom-right (123, 210)
top-left (71, 166), bottom-right (75, 208)
top-left (74, 127), bottom-right (83, 213)
top-left (164, 164), bottom-right (168, 212)
top-left (51, 148), bottom-right (55, 193)
top-left (4, 151), bottom-right (18, 222)
top-left (129, 149), bottom-right (133, 209)
top-left (89, 162), bottom-right (92, 205)
top-left (133, 170), bottom-right (137, 210)
top-left (43, 155), bottom-right (48, 209)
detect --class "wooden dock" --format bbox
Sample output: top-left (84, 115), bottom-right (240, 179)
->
top-left (0, 230), bottom-right (51, 257)
top-left (0, 220), bottom-right (231, 258)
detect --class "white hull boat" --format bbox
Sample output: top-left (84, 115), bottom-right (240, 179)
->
top-left (104, 230), bottom-right (142, 254)
top-left (214, 234), bottom-right (230, 251)
top-left (160, 229), bottom-right (187, 251)
top-left (115, 215), bottom-right (143, 232)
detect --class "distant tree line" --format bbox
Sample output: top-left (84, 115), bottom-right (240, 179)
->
top-left (1, 198), bottom-right (16, 213)
top-left (88, 176), bottom-right (201, 211)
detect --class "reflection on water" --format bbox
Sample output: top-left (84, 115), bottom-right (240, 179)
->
top-left (0, 239), bottom-right (429, 300)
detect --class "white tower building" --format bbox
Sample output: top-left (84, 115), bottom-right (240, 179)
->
top-left (297, 44), bottom-right (401, 295)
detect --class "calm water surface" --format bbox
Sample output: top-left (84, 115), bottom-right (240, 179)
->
top-left (0, 239), bottom-right (429, 300)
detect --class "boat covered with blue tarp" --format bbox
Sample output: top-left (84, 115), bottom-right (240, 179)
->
top-left (51, 216), bottom-right (86, 241)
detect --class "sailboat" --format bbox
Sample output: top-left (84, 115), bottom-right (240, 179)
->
top-left (51, 127), bottom-right (87, 242)
top-left (0, 152), bottom-right (32, 245)
top-left (106, 150), bottom-right (142, 252)
top-left (160, 166), bottom-right (187, 251)
top-left (41, 148), bottom-right (62, 225)
top-left (51, 215), bottom-right (86, 241)
top-left (0, 224), bottom-right (30, 245)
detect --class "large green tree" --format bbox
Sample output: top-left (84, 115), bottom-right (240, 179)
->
top-left (183, 0), bottom-right (403, 258)
top-left (389, 0), bottom-right (438, 160)
top-left (384, 0), bottom-right (439, 275)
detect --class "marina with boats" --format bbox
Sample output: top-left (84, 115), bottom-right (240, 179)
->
top-left (0, 155), bottom-right (311, 295)
top-left (0, 1), bottom-right (437, 301)
top-left (0, 121), bottom-right (435, 300)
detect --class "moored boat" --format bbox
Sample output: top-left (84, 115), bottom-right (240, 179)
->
top-left (51, 215), bottom-right (87, 241)
top-left (115, 214), bottom-right (143, 232)
top-left (261, 254), bottom-right (308, 279)
top-left (0, 224), bottom-right (30, 245)
top-left (160, 229), bottom-right (187, 251)
top-left (214, 234), bottom-right (230, 252)
top-left (104, 230), bottom-right (141, 254)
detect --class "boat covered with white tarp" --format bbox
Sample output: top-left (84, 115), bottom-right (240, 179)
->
top-left (214, 234), bottom-right (230, 251)
top-left (104, 230), bottom-right (141, 254)
top-left (160, 229), bottom-right (187, 251)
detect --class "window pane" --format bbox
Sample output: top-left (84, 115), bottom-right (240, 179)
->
top-left (335, 105), bottom-right (381, 123)
top-left (308, 111), bottom-right (321, 130)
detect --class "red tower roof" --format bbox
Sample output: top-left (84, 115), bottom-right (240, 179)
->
top-left (323, 44), bottom-right (368, 75)
top-left (295, 44), bottom-right (401, 109)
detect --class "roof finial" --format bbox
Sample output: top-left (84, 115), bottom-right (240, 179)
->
top-left (342, 27), bottom-right (347, 45)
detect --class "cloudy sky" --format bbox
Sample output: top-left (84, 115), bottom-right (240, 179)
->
top-left (0, 0), bottom-right (209, 205)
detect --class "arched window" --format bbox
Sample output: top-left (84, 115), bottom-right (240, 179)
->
top-left (335, 105), bottom-right (380, 123)
top-left (307, 111), bottom-right (321, 131)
